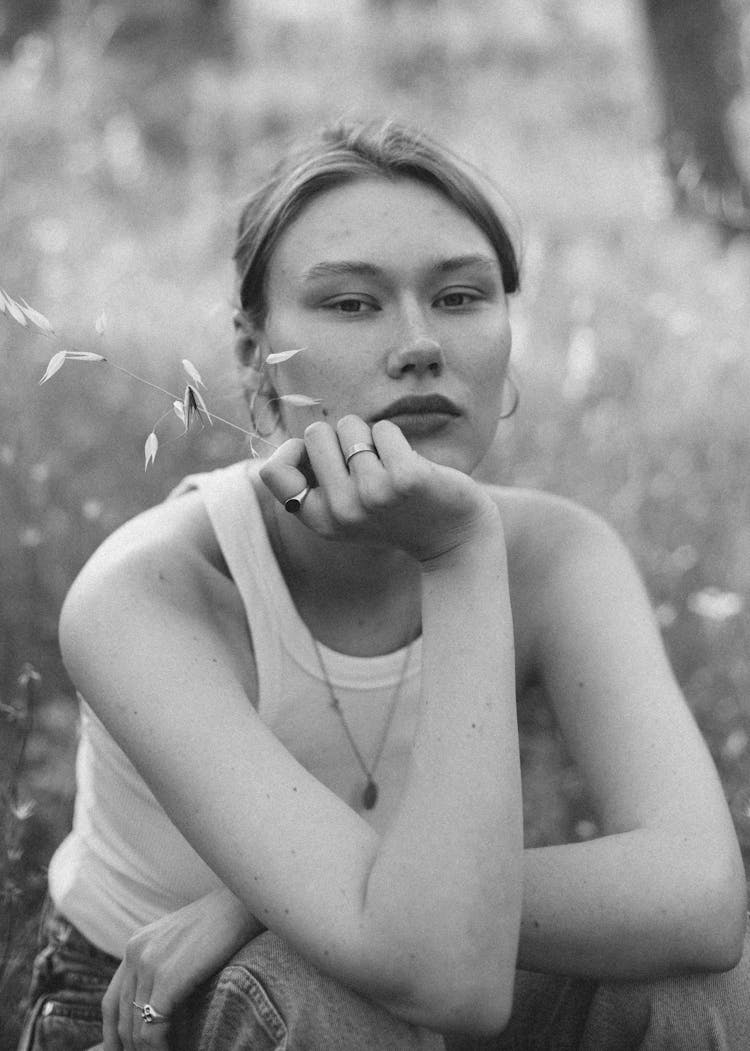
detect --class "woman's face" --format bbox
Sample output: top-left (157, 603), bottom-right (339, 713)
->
top-left (256, 176), bottom-right (512, 474)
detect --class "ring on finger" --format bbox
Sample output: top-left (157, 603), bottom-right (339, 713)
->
top-left (133, 1000), bottom-right (170, 1025)
top-left (344, 442), bottom-right (377, 467)
top-left (284, 485), bottom-right (310, 514)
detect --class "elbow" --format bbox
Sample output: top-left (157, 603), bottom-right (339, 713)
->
top-left (700, 916), bottom-right (746, 975)
top-left (704, 900), bottom-right (747, 974)
top-left (693, 853), bottom-right (748, 973)
top-left (432, 976), bottom-right (514, 1038)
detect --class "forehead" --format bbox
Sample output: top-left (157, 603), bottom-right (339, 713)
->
top-left (268, 176), bottom-right (497, 282)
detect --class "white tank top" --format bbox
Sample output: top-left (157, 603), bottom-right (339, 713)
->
top-left (48, 460), bottom-right (422, 957)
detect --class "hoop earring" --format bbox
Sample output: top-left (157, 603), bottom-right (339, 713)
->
top-left (498, 375), bottom-right (519, 419)
top-left (248, 381), bottom-right (281, 438)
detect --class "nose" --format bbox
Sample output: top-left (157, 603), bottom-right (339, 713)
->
top-left (386, 331), bottom-right (445, 378)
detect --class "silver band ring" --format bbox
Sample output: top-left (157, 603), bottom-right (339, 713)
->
top-left (284, 485), bottom-right (310, 514)
top-left (133, 1000), bottom-right (170, 1024)
top-left (344, 442), bottom-right (376, 466)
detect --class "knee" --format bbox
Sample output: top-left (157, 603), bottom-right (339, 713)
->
top-left (591, 942), bottom-right (750, 1050)
top-left (173, 934), bottom-right (290, 1051)
top-left (179, 932), bottom-right (442, 1051)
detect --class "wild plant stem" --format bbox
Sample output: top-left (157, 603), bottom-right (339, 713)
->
top-left (104, 360), bottom-right (279, 450)
top-left (104, 360), bottom-right (182, 401)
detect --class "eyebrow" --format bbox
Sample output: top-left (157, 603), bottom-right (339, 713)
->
top-left (302, 254), bottom-right (500, 283)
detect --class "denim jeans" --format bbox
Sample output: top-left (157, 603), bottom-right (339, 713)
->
top-left (16, 902), bottom-right (439, 1051)
top-left (17, 900), bottom-right (119, 1051)
top-left (18, 902), bottom-right (750, 1050)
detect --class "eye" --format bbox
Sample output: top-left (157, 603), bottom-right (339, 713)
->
top-left (324, 296), bottom-right (379, 315)
top-left (435, 289), bottom-right (481, 309)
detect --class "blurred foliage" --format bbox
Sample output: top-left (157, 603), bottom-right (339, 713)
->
top-left (644, 0), bottom-right (750, 231)
top-left (1, 0), bottom-right (750, 1042)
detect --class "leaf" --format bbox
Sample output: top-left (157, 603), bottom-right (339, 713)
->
top-left (144, 431), bottom-right (158, 471)
top-left (181, 358), bottom-right (206, 388)
top-left (19, 299), bottom-right (55, 335)
top-left (0, 289), bottom-right (7, 313)
top-left (173, 399), bottom-right (186, 425)
top-left (95, 312), bottom-right (107, 336)
top-left (39, 351), bottom-right (67, 384)
top-left (64, 351), bottom-right (106, 363)
top-left (265, 347), bottom-right (305, 366)
top-left (188, 383), bottom-right (213, 425)
top-left (279, 394), bottom-right (322, 407)
top-left (39, 349), bottom-right (106, 383)
top-left (1, 290), bottom-right (28, 327)
top-left (183, 385), bottom-right (195, 429)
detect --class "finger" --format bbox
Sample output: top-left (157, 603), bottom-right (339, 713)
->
top-left (102, 962), bottom-right (126, 1051)
top-left (336, 415), bottom-right (381, 476)
top-left (303, 420), bottom-right (352, 493)
top-left (258, 437), bottom-right (311, 507)
top-left (131, 989), bottom-right (171, 1050)
top-left (116, 966), bottom-right (138, 1051)
top-left (142, 990), bottom-right (172, 1051)
top-left (260, 427), bottom-right (348, 531)
top-left (371, 418), bottom-right (420, 469)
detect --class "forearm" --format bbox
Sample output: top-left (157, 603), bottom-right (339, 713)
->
top-left (519, 829), bottom-right (747, 979)
top-left (364, 518), bottom-right (523, 1026)
top-left (197, 885), bottom-right (266, 949)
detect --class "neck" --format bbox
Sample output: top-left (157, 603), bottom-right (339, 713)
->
top-left (257, 480), bottom-right (422, 656)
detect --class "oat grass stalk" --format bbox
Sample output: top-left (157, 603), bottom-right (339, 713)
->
top-left (1, 288), bottom-right (320, 469)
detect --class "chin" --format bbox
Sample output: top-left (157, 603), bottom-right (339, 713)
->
top-left (407, 435), bottom-right (485, 475)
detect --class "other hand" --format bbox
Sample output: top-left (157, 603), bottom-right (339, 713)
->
top-left (102, 890), bottom-right (262, 1050)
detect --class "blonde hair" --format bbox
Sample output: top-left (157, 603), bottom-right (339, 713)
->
top-left (234, 118), bottom-right (520, 341)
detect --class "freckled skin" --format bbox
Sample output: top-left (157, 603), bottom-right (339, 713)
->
top-left (256, 177), bottom-right (512, 476)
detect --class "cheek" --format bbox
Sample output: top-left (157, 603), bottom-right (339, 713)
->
top-left (468, 322), bottom-right (511, 386)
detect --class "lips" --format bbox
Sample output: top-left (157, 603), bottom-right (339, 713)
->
top-left (372, 394), bottom-right (460, 423)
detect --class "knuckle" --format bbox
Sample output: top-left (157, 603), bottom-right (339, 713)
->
top-left (138, 945), bottom-right (157, 971)
top-left (358, 478), bottom-right (390, 511)
top-left (327, 494), bottom-right (361, 529)
top-left (332, 507), bottom-right (362, 531)
top-left (390, 466), bottom-right (418, 498)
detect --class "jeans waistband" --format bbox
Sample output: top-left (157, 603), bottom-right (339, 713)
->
top-left (40, 897), bottom-right (121, 967)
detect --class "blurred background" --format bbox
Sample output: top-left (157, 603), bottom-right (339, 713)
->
top-left (2, 0), bottom-right (750, 1042)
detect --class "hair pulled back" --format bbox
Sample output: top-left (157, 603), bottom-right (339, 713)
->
top-left (233, 119), bottom-right (520, 343)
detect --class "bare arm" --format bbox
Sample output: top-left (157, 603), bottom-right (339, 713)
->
top-left (60, 419), bottom-right (522, 1035)
top-left (515, 506), bottom-right (746, 979)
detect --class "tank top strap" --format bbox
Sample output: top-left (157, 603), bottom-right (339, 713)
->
top-left (169, 459), bottom-right (302, 714)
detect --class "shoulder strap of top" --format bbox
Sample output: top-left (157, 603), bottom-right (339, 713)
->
top-left (169, 460), bottom-right (299, 712)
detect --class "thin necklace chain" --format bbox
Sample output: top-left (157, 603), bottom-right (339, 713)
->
top-left (311, 636), bottom-right (414, 810)
top-left (267, 499), bottom-right (416, 810)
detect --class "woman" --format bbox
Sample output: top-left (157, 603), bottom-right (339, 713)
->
top-left (19, 119), bottom-right (749, 1051)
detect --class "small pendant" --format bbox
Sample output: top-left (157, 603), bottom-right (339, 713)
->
top-left (362, 779), bottom-right (378, 810)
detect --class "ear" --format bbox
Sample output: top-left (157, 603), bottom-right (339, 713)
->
top-left (233, 309), bottom-right (264, 369)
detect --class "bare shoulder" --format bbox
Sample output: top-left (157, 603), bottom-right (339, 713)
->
top-left (60, 489), bottom-right (254, 694)
top-left (481, 484), bottom-right (638, 674)
top-left (484, 483), bottom-right (622, 580)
